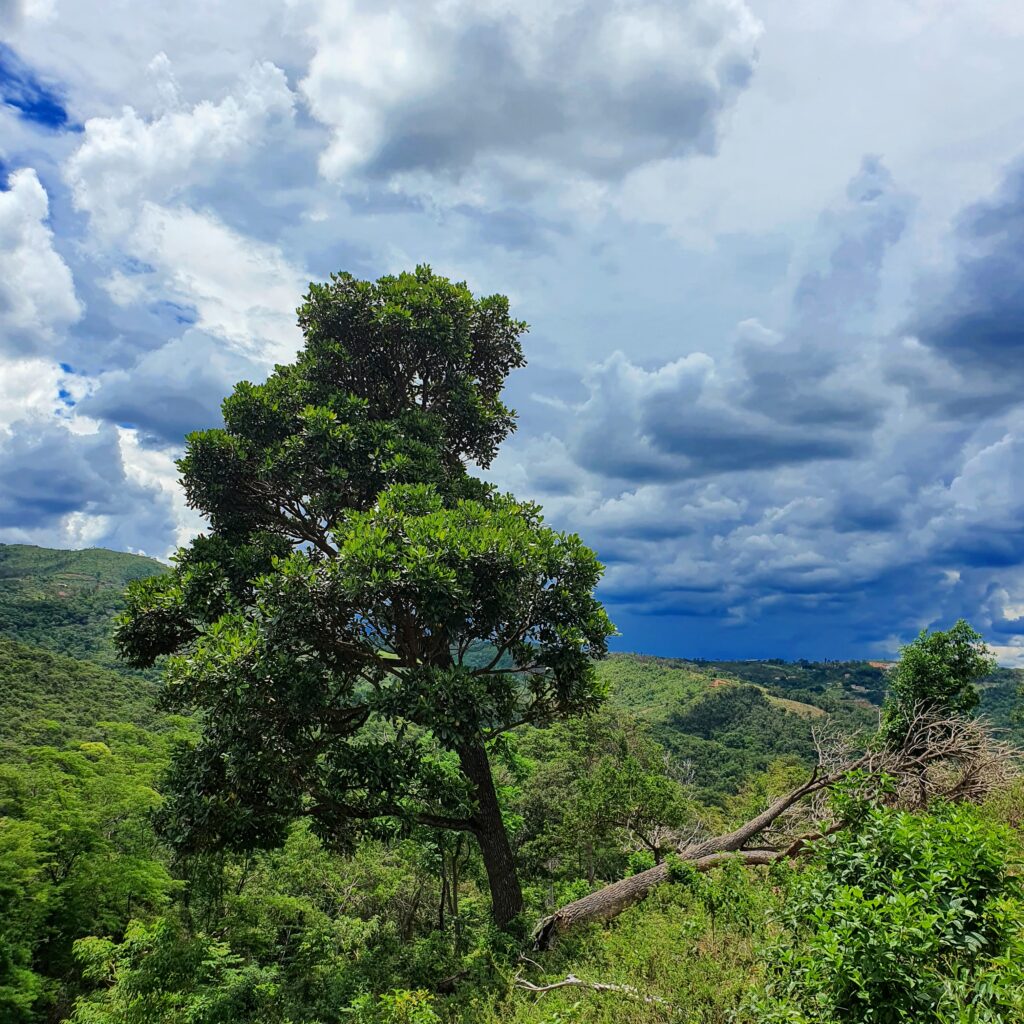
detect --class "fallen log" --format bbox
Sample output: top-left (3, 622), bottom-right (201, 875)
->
top-left (532, 708), bottom-right (1019, 949)
top-left (533, 848), bottom-right (786, 949)
top-left (532, 769), bottom-right (832, 949)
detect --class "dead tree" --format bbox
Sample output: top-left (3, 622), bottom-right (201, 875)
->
top-left (532, 710), bottom-right (1018, 949)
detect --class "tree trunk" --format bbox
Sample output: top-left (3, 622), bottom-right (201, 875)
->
top-left (459, 741), bottom-right (524, 928)
top-left (533, 768), bottom-right (831, 948)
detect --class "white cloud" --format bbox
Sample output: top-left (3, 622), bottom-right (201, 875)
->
top-left (66, 60), bottom-right (296, 235)
top-left (0, 0), bottom-right (53, 29)
top-left (129, 204), bottom-right (306, 363)
top-left (117, 426), bottom-right (205, 552)
top-left (0, 168), bottom-right (82, 353)
top-left (296, 0), bottom-right (762, 192)
top-left (0, 355), bottom-right (82, 432)
top-left (66, 61), bottom-right (306, 365)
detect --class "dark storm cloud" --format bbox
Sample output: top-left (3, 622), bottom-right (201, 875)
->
top-left (910, 157), bottom-right (1024, 380)
top-left (0, 421), bottom-right (161, 529)
top-left (644, 397), bottom-right (863, 469)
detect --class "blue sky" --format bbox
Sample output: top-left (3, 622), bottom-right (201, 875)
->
top-left (1, 0), bottom-right (1023, 663)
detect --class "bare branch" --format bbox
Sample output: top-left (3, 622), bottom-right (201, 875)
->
top-left (514, 973), bottom-right (673, 1007)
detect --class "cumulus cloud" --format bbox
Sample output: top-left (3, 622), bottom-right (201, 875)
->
top-left (0, 420), bottom-right (175, 553)
top-left (296, 0), bottom-right (762, 190)
top-left (0, 167), bottom-right (81, 352)
top-left (492, 155), bottom-right (1024, 657)
top-left (565, 158), bottom-right (910, 483)
top-left (66, 60), bottom-right (295, 235)
top-left (904, 155), bottom-right (1024, 394)
top-left (0, 354), bottom-right (81, 429)
top-left (81, 329), bottom-right (265, 445)
top-left (2, 1), bottom-right (1023, 661)
top-left (0, 421), bottom-right (124, 527)
top-left (65, 61), bottom-right (306, 365)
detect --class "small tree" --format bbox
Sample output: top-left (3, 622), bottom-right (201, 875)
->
top-left (116, 267), bottom-right (614, 928)
top-left (881, 619), bottom-right (996, 746)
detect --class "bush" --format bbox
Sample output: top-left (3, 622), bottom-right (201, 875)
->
top-left (753, 802), bottom-right (1024, 1023)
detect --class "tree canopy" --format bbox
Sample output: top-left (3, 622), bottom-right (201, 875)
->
top-left (881, 619), bottom-right (995, 744)
top-left (116, 267), bottom-right (614, 927)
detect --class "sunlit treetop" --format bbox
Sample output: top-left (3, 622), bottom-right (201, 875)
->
top-left (179, 265), bottom-right (527, 550)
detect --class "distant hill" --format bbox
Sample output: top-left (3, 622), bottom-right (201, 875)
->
top-left (0, 542), bottom-right (1018, 790)
top-left (694, 656), bottom-right (1023, 745)
top-left (599, 653), bottom-right (880, 802)
top-left (0, 636), bottom-right (165, 756)
top-left (598, 652), bottom-right (1023, 800)
top-left (0, 543), bottom-right (166, 672)
top-left (0, 544), bottom-right (171, 753)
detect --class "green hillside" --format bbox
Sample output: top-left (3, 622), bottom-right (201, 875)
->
top-left (0, 636), bottom-right (165, 756)
top-left (600, 653), bottom-right (879, 802)
top-left (692, 655), bottom-right (1024, 745)
top-left (0, 542), bottom-right (1017, 794)
top-left (0, 543), bottom-right (166, 672)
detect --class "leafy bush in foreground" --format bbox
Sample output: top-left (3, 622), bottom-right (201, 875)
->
top-left (754, 801), bottom-right (1024, 1023)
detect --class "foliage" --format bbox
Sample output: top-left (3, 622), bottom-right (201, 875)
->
top-left (0, 727), bottom-right (180, 1019)
top-left (0, 637), bottom-right (166, 756)
top-left (754, 801), bottom-right (1024, 1022)
top-left (343, 990), bottom-right (441, 1024)
top-left (514, 708), bottom-right (696, 881)
top-left (882, 620), bottom-right (996, 744)
top-left (172, 264), bottom-right (527, 550)
top-left (70, 918), bottom-right (283, 1024)
top-left (660, 685), bottom-right (819, 803)
top-left (0, 365), bottom-right (1022, 1023)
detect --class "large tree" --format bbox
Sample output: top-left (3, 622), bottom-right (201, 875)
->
top-left (116, 267), bottom-right (614, 927)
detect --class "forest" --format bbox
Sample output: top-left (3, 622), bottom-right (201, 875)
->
top-left (1, 268), bottom-right (1023, 1024)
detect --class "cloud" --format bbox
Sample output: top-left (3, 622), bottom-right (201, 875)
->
top-left (0, 419), bottom-right (174, 554)
top-left (66, 60), bottom-right (295, 235)
top-left (297, 0), bottom-right (762, 191)
top-left (565, 159), bottom-right (911, 483)
top-left (0, 421), bottom-right (123, 527)
top-left (0, 167), bottom-right (82, 353)
top-left (81, 329), bottom-right (265, 445)
top-left (0, 0), bottom-right (52, 30)
top-left (65, 61), bottom-right (306, 365)
top-left (1, 2), bottom-right (1023, 663)
top-left (567, 349), bottom-right (866, 483)
top-left (0, 354), bottom-right (81, 430)
top-left (490, 154), bottom-right (1024, 659)
top-left (907, 155), bottom-right (1024, 386)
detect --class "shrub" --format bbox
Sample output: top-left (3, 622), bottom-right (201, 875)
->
top-left (753, 802), bottom-right (1024, 1022)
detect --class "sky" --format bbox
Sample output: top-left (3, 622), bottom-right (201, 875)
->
top-left (1, 0), bottom-right (1023, 663)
